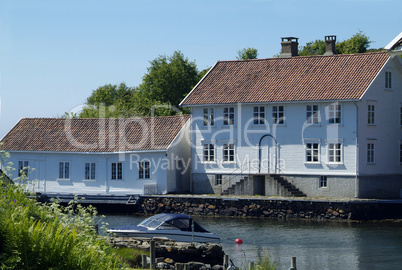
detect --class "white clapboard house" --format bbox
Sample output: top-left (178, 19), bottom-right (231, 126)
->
top-left (180, 34), bottom-right (402, 199)
top-left (1, 115), bottom-right (191, 195)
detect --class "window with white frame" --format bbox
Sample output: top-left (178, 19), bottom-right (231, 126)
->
top-left (253, 106), bottom-right (265, 125)
top-left (306, 105), bottom-right (319, 124)
top-left (59, 161), bottom-right (70, 179)
top-left (305, 143), bottom-right (320, 163)
top-left (203, 144), bottom-right (215, 162)
top-left (272, 105), bottom-right (284, 124)
top-left (203, 108), bottom-right (214, 126)
top-left (85, 162), bottom-right (96, 180)
top-left (224, 107), bottom-right (235, 125)
top-left (111, 162), bottom-right (122, 180)
top-left (328, 103), bottom-right (341, 124)
top-left (367, 143), bottom-right (375, 164)
top-left (223, 143), bottom-right (235, 162)
top-left (18, 160), bottom-right (29, 177)
top-left (385, 71), bottom-right (392, 89)
top-left (139, 161), bottom-right (150, 179)
top-left (216, 174), bottom-right (222, 185)
top-left (319, 176), bottom-right (327, 188)
top-left (368, 104), bottom-right (375, 125)
top-left (328, 143), bottom-right (342, 163)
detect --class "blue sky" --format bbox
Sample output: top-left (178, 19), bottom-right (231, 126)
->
top-left (0, 0), bottom-right (401, 139)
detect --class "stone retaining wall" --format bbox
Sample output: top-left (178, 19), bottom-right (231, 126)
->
top-left (136, 196), bottom-right (402, 220)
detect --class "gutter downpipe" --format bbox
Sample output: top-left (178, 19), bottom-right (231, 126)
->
top-left (354, 101), bottom-right (359, 198)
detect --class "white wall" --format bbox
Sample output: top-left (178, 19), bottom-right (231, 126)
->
top-left (5, 151), bottom-right (169, 195)
top-left (358, 56), bottom-right (402, 175)
top-left (191, 101), bottom-right (358, 176)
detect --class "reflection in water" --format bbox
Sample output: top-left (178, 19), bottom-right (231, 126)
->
top-left (101, 214), bottom-right (402, 270)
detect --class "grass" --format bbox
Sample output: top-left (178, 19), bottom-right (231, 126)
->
top-left (241, 251), bottom-right (278, 270)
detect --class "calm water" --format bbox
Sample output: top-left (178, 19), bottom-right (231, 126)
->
top-left (101, 214), bottom-right (402, 270)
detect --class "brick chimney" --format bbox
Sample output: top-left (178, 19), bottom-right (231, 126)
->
top-left (280, 37), bottom-right (299, 57)
top-left (324, 35), bottom-right (336, 55)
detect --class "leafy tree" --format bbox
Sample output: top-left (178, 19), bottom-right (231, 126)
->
top-left (298, 31), bottom-right (372, 56)
top-left (135, 50), bottom-right (201, 116)
top-left (299, 40), bottom-right (326, 56)
top-left (236, 47), bottom-right (258, 60)
top-left (79, 83), bottom-right (136, 118)
top-left (336, 31), bottom-right (371, 54)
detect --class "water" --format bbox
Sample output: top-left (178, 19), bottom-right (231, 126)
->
top-left (101, 214), bottom-right (402, 270)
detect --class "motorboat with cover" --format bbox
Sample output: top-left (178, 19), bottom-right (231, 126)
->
top-left (107, 213), bottom-right (220, 243)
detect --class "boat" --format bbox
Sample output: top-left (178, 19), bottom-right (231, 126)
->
top-left (107, 213), bottom-right (220, 243)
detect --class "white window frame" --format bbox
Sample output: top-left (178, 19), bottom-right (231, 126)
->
top-left (385, 71), bottom-right (392, 89)
top-left (18, 160), bottom-right (29, 177)
top-left (306, 105), bottom-right (319, 124)
top-left (319, 176), bottom-right (328, 188)
top-left (368, 104), bottom-right (375, 125)
top-left (203, 143), bottom-right (215, 162)
top-left (84, 162), bottom-right (96, 180)
top-left (139, 160), bottom-right (151, 179)
top-left (59, 161), bottom-right (70, 180)
top-left (223, 107), bottom-right (235, 126)
top-left (328, 143), bottom-right (342, 163)
top-left (215, 174), bottom-right (222, 186)
top-left (328, 103), bottom-right (341, 124)
top-left (203, 108), bottom-right (214, 126)
top-left (253, 106), bottom-right (265, 125)
top-left (272, 105), bottom-right (285, 125)
top-left (223, 143), bottom-right (235, 163)
top-left (367, 143), bottom-right (375, 164)
top-left (305, 142), bottom-right (320, 163)
top-left (111, 162), bottom-right (123, 180)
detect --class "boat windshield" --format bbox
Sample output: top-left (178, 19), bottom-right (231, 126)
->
top-left (137, 214), bottom-right (209, 232)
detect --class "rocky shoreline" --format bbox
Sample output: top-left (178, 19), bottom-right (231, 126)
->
top-left (110, 236), bottom-right (224, 269)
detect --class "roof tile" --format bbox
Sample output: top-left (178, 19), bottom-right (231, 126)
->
top-left (181, 52), bottom-right (389, 105)
top-left (1, 115), bottom-right (189, 152)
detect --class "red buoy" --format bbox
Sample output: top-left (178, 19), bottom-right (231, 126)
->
top-left (235, 238), bottom-right (243, 244)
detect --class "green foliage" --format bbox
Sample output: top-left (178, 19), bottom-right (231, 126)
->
top-left (237, 48), bottom-right (259, 60)
top-left (79, 83), bottom-right (137, 118)
top-left (135, 50), bottom-right (201, 116)
top-left (74, 51), bottom-right (202, 118)
top-left (0, 151), bottom-right (127, 269)
top-left (336, 31), bottom-right (371, 54)
top-left (299, 39), bottom-right (326, 56)
top-left (114, 247), bottom-right (149, 268)
top-left (298, 31), bottom-right (372, 56)
top-left (241, 251), bottom-right (278, 270)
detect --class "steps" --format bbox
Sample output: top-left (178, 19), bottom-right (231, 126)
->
top-left (272, 175), bottom-right (307, 197)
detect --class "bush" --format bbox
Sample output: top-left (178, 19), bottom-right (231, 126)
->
top-left (0, 180), bottom-right (126, 269)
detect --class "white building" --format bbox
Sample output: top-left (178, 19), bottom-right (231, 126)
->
top-left (180, 35), bottom-right (402, 199)
top-left (1, 115), bottom-right (191, 195)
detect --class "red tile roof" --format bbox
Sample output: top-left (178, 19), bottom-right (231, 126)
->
top-left (1, 115), bottom-right (189, 152)
top-left (180, 52), bottom-right (390, 106)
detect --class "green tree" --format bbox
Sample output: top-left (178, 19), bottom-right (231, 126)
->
top-left (236, 47), bottom-right (258, 60)
top-left (135, 50), bottom-right (201, 116)
top-left (336, 31), bottom-right (371, 54)
top-left (298, 31), bottom-right (372, 56)
top-left (299, 40), bottom-right (326, 56)
top-left (79, 83), bottom-right (137, 118)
